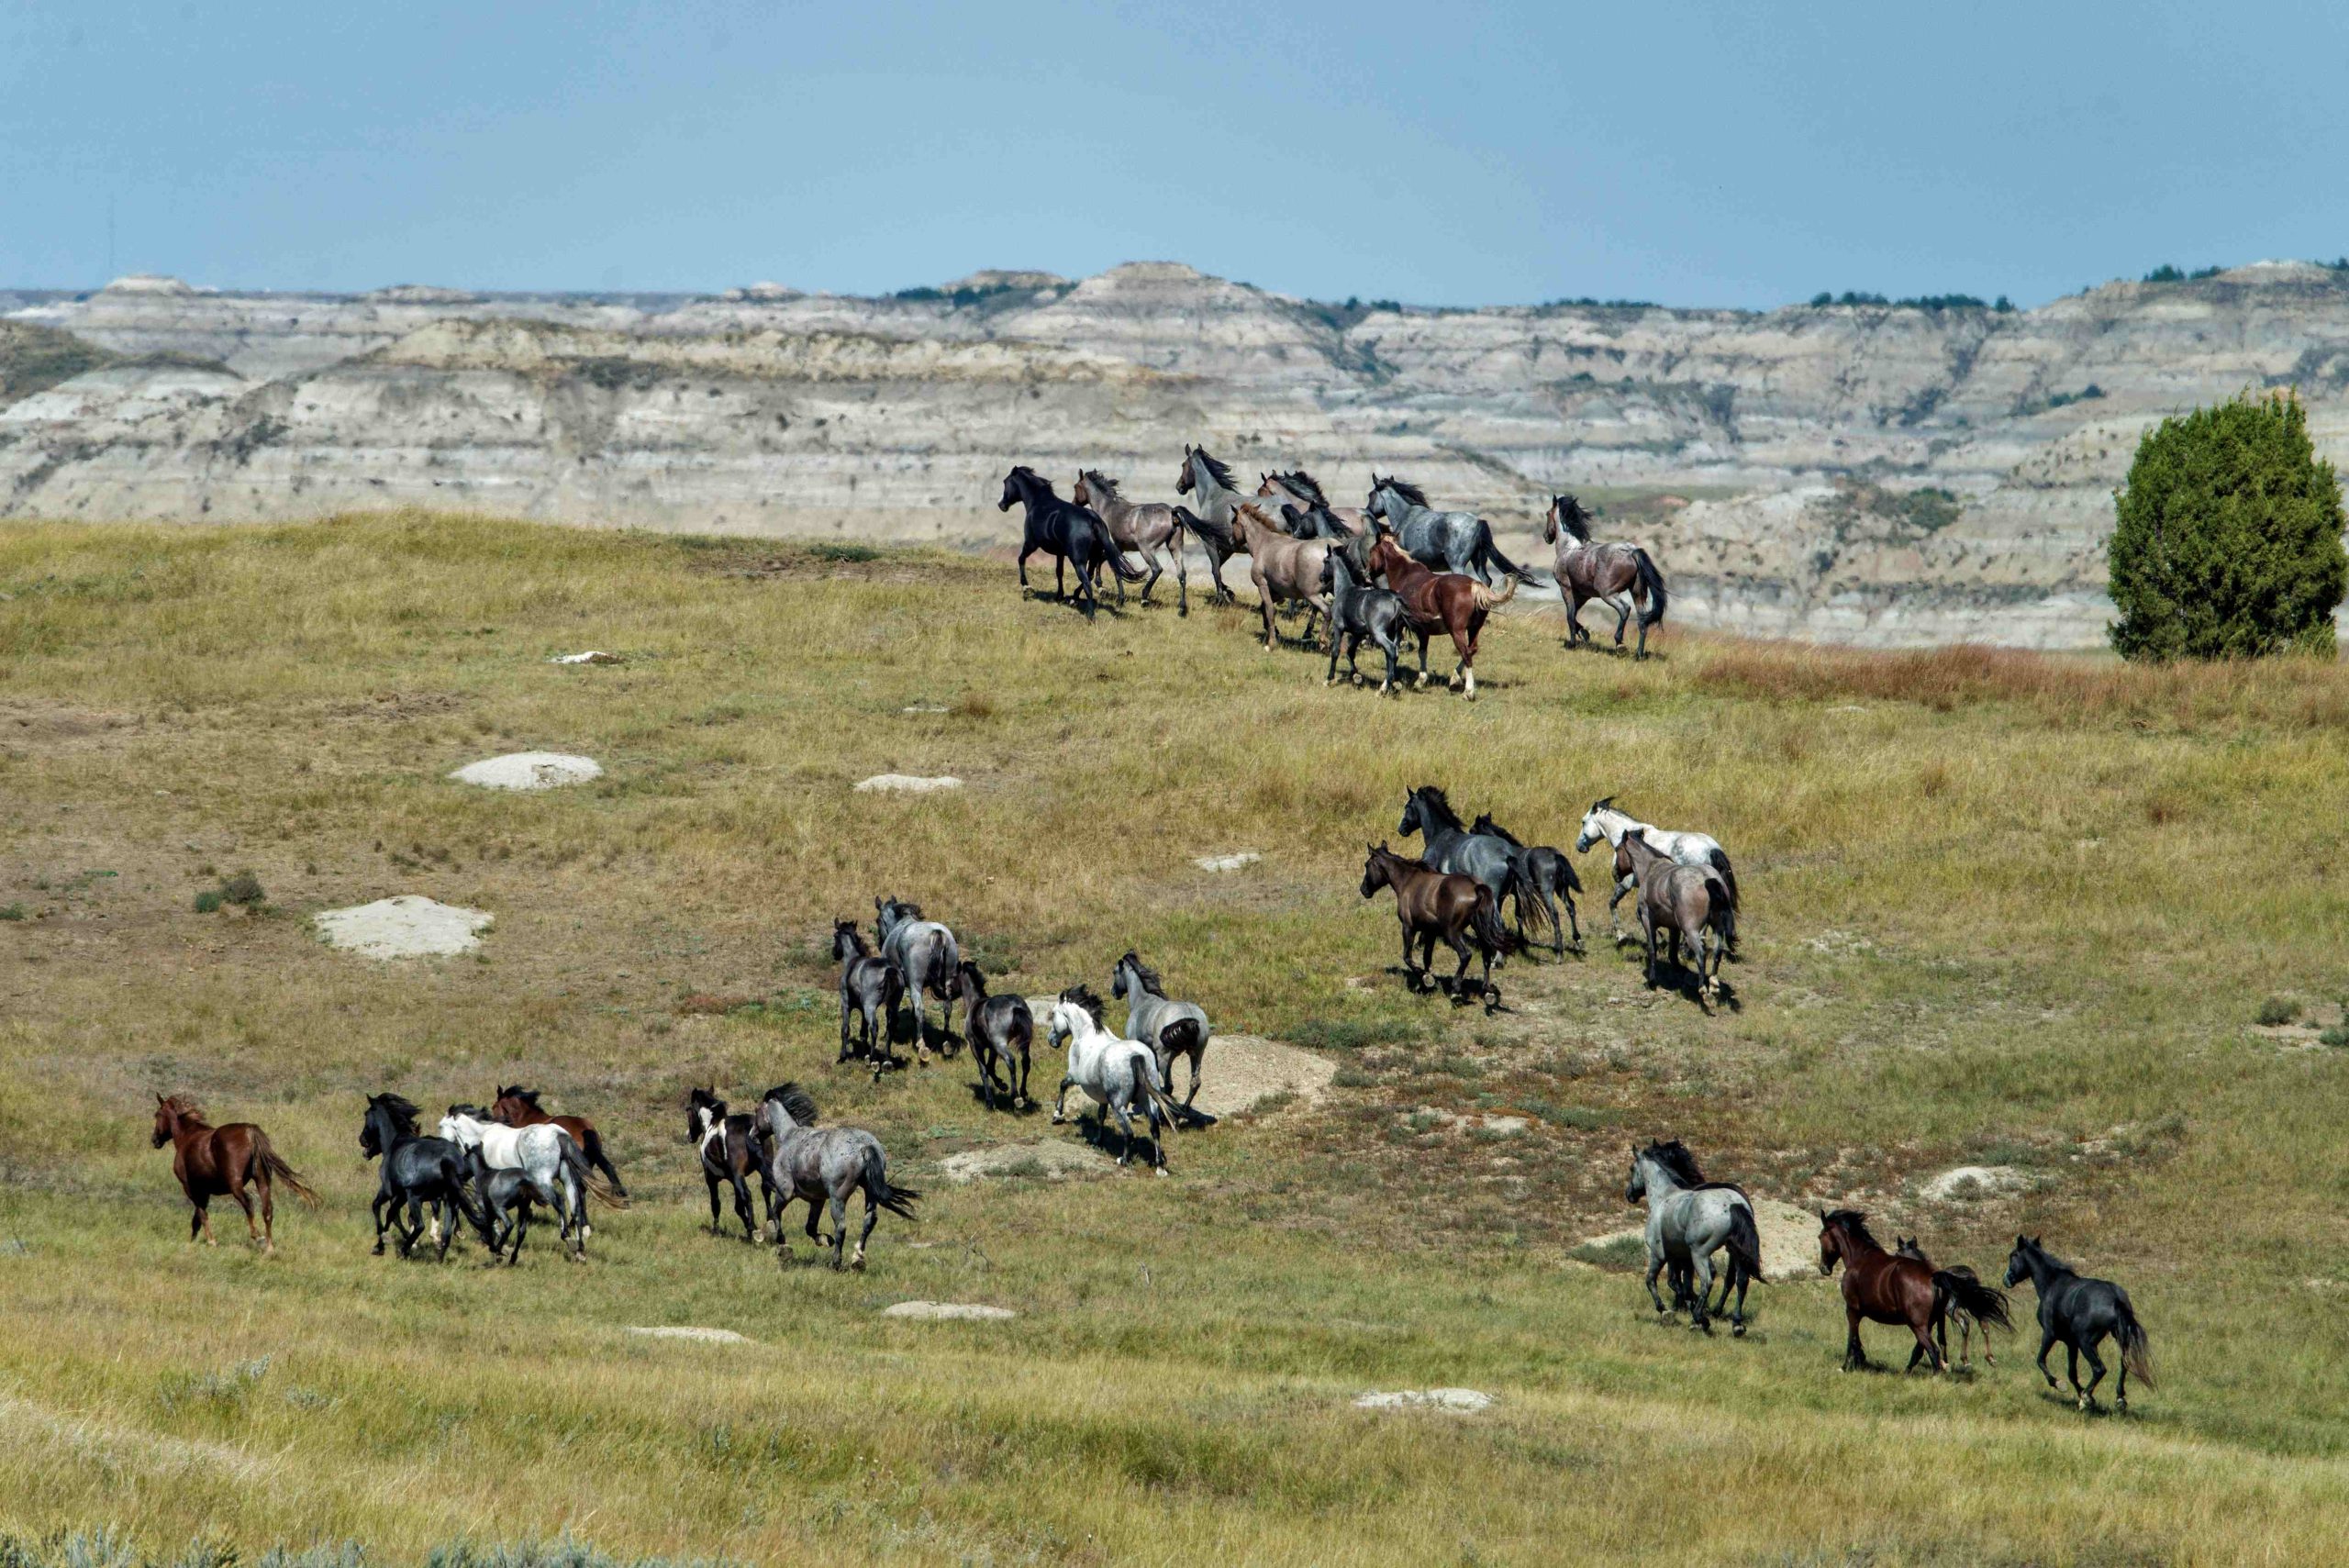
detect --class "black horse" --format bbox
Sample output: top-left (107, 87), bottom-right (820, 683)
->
top-left (1468, 811), bottom-right (1587, 956)
top-left (1397, 785), bottom-right (1575, 956)
top-left (998, 465), bottom-right (1144, 621)
top-left (2006, 1236), bottom-right (2154, 1411)
top-left (359, 1093), bottom-right (492, 1261)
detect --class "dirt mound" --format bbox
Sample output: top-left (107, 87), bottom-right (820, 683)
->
top-left (1190, 1034), bottom-right (1335, 1119)
top-left (314, 895), bottom-right (492, 959)
top-left (938, 1141), bottom-right (1112, 1184)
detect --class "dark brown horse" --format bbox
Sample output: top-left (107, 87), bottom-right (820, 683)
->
top-left (1359, 843), bottom-right (1514, 1007)
top-left (1367, 528), bottom-right (1514, 698)
top-left (1544, 495), bottom-right (1667, 659)
top-left (150, 1094), bottom-right (319, 1253)
top-left (1898, 1237), bottom-right (2012, 1370)
top-left (1819, 1209), bottom-right (1949, 1373)
top-left (490, 1085), bottom-right (628, 1198)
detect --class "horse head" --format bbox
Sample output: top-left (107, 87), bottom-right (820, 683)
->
top-left (997, 467), bottom-right (1036, 512)
top-left (1360, 842), bottom-right (1395, 898)
top-left (1817, 1211), bottom-right (1844, 1275)
top-left (2003, 1235), bottom-right (2043, 1289)
top-left (683, 1085), bottom-right (724, 1144)
top-left (1623, 1143), bottom-right (1649, 1204)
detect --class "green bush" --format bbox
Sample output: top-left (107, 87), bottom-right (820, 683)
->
top-left (0, 904), bottom-right (23, 922)
top-left (2257, 995), bottom-right (2299, 1026)
top-left (2108, 391), bottom-right (2348, 661)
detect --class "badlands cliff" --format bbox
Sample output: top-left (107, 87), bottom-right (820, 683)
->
top-left (11, 260), bottom-right (2349, 647)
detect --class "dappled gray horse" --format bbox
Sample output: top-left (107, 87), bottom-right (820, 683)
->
top-left (759, 1084), bottom-right (919, 1270)
top-left (1546, 495), bottom-right (1667, 660)
top-left (955, 961), bottom-right (1034, 1112)
top-left (875, 896), bottom-right (961, 1062)
top-left (1320, 550), bottom-right (1408, 693)
top-left (1364, 476), bottom-right (1540, 584)
top-left (1397, 785), bottom-right (1563, 953)
top-left (1576, 797), bottom-right (1737, 954)
top-left (833, 919), bottom-right (904, 1078)
top-left (1618, 829), bottom-right (1731, 1007)
top-left (1625, 1139), bottom-right (1764, 1335)
top-left (1111, 952), bottom-right (1209, 1116)
top-left (1074, 469), bottom-right (1194, 615)
top-left (1172, 444), bottom-right (1257, 604)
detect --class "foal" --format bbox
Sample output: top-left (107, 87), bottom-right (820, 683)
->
top-left (1819, 1209), bottom-right (1987, 1373)
top-left (1359, 843), bottom-right (1514, 1007)
top-left (686, 1086), bottom-right (776, 1243)
top-left (833, 918), bottom-right (904, 1078)
top-left (1898, 1237), bottom-right (2010, 1370)
top-left (151, 1094), bottom-right (318, 1253)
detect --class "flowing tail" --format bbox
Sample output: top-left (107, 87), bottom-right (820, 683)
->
top-left (1151, 1022), bottom-right (1201, 1129)
top-left (1479, 526), bottom-right (1548, 587)
top-left (1707, 848), bottom-right (1740, 953)
top-left (1470, 886), bottom-right (1518, 957)
top-left (1725, 1202), bottom-right (1765, 1293)
top-left (443, 1153), bottom-right (498, 1245)
top-left (255, 1137), bottom-right (321, 1207)
top-left (1093, 515), bottom-right (1147, 582)
top-left (2115, 1297), bottom-right (2154, 1388)
top-left (1631, 547), bottom-right (1668, 628)
top-left (1468, 573), bottom-right (1519, 611)
top-left (862, 1145), bottom-right (921, 1221)
top-left (580, 1128), bottom-right (628, 1198)
top-left (1501, 856), bottom-right (1562, 951)
top-left (561, 1136), bottom-right (630, 1209)
top-left (1935, 1270), bottom-right (2012, 1336)
top-left (1175, 504), bottom-right (1234, 561)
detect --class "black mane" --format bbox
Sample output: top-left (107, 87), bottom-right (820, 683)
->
top-left (1060, 982), bottom-right (1107, 1023)
top-left (1824, 1208), bottom-right (1882, 1251)
top-left (373, 1093), bottom-right (422, 1138)
top-left (1641, 1138), bottom-right (1708, 1188)
top-left (1080, 469), bottom-right (1123, 499)
top-left (1274, 468), bottom-right (1329, 506)
top-left (1410, 784), bottom-right (1464, 830)
top-left (762, 1083), bottom-right (818, 1128)
top-left (1378, 476), bottom-right (1432, 508)
top-left (1470, 812), bottom-right (1524, 847)
top-left (954, 958), bottom-right (989, 997)
top-left (1119, 951), bottom-right (1166, 996)
top-left (1552, 495), bottom-right (1593, 541)
top-left (1191, 447), bottom-right (1238, 493)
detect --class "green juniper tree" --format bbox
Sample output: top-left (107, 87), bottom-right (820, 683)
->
top-left (2108, 389), bottom-right (2348, 660)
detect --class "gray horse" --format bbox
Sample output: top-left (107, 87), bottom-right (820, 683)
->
top-left (1625, 1139), bottom-right (1765, 1335)
top-left (1277, 500), bottom-right (1355, 541)
top-left (1172, 444), bottom-right (1257, 604)
top-left (1074, 470), bottom-right (1198, 615)
top-left (758, 1084), bottom-right (919, 1270)
top-left (833, 918), bottom-right (904, 1078)
top-left (1320, 550), bottom-right (1408, 693)
top-left (1111, 951), bottom-right (1210, 1118)
top-left (1257, 468), bottom-right (1366, 535)
top-left (1397, 785), bottom-right (1564, 955)
top-left (875, 896), bottom-right (961, 1062)
top-left (1619, 828), bottom-right (1732, 1007)
top-left (955, 960), bottom-right (1034, 1112)
top-left (1364, 476), bottom-right (1541, 584)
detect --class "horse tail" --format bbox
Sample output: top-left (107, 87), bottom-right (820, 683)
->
top-left (1468, 573), bottom-right (1518, 610)
top-left (1702, 874), bottom-right (1735, 940)
top-left (1725, 1202), bottom-right (1765, 1290)
top-left (1936, 1271), bottom-right (2012, 1334)
top-left (862, 1144), bottom-right (921, 1221)
top-left (1152, 1022), bottom-right (1201, 1129)
top-left (1502, 856), bottom-right (1561, 950)
top-left (1175, 504), bottom-right (1233, 559)
top-left (1708, 848), bottom-right (1740, 952)
top-left (580, 1126), bottom-right (628, 1199)
top-left (254, 1137), bottom-right (322, 1207)
top-left (2114, 1296), bottom-right (2154, 1388)
top-left (562, 1135), bottom-right (629, 1210)
top-left (1470, 885), bottom-right (1517, 957)
top-left (1480, 527), bottom-right (1545, 586)
top-left (1631, 548), bottom-right (1668, 627)
top-left (1095, 513), bottom-right (1147, 581)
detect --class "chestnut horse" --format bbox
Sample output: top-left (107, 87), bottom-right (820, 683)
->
top-left (1819, 1208), bottom-right (1967, 1373)
top-left (1366, 529), bottom-right (1515, 698)
top-left (490, 1085), bottom-right (628, 1198)
top-left (150, 1094), bottom-right (319, 1253)
top-left (1359, 843), bottom-right (1514, 1007)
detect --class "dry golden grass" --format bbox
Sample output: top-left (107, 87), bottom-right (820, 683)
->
top-left (4, 512), bottom-right (2349, 1565)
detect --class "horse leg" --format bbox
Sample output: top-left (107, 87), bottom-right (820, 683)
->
top-left (839, 995), bottom-right (856, 1064)
top-left (2065, 1342), bottom-right (2087, 1407)
top-left (1260, 585), bottom-right (1277, 651)
top-left (371, 1192), bottom-right (391, 1256)
top-left (1609, 875), bottom-right (1634, 943)
top-left (1184, 1047), bottom-right (1202, 1112)
top-left (729, 1169), bottom-right (757, 1243)
top-left (829, 1191), bottom-right (852, 1270)
top-left (2078, 1334), bottom-right (2107, 1409)
top-left (1174, 534), bottom-right (1189, 617)
top-left (1018, 548), bottom-right (1032, 597)
top-left (1052, 1076), bottom-right (1075, 1124)
top-left (1446, 928), bottom-right (1474, 1004)
top-left (2036, 1328), bottom-right (2060, 1391)
top-left (1641, 908), bottom-right (1660, 989)
top-left (1844, 1307), bottom-right (1868, 1372)
top-left (1643, 1248), bottom-right (1671, 1314)
top-left (1326, 626), bottom-right (1343, 685)
top-left (852, 1189), bottom-right (877, 1270)
top-left (1399, 919), bottom-right (1419, 987)
top-left (1609, 593), bottom-right (1632, 650)
top-left (1055, 556), bottom-right (1066, 602)
top-left (2112, 1332), bottom-right (2128, 1410)
top-left (1689, 1252), bottom-right (1716, 1333)
top-left (704, 1173), bottom-right (724, 1235)
top-left (1414, 628), bottom-right (1432, 685)
top-left (1111, 1101), bottom-right (1138, 1166)
top-left (1564, 586), bottom-right (1589, 645)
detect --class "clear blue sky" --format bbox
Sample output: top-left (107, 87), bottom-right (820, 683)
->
top-left (6, 0), bottom-right (2345, 308)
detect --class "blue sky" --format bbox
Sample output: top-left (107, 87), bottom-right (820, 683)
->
top-left (5, 1), bottom-right (2345, 308)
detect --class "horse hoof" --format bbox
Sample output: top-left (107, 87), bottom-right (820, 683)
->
top-left (850, 1252), bottom-right (866, 1272)
top-left (1731, 1323), bottom-right (1747, 1338)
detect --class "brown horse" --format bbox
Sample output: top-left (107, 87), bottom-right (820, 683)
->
top-left (490, 1085), bottom-right (629, 1198)
top-left (1818, 1209), bottom-right (1948, 1373)
top-left (1617, 828), bottom-right (1731, 1007)
top-left (1359, 843), bottom-right (1514, 1008)
top-left (1366, 528), bottom-right (1515, 698)
top-left (1229, 500), bottom-right (1336, 651)
top-left (1544, 495), bottom-right (1667, 660)
top-left (150, 1094), bottom-right (319, 1253)
top-left (1898, 1237), bottom-right (2011, 1370)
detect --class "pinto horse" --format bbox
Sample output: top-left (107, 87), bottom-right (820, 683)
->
top-left (490, 1085), bottom-right (628, 1198)
top-left (1366, 528), bottom-right (1514, 698)
top-left (1359, 843), bottom-right (1514, 1008)
top-left (1819, 1209), bottom-right (2001, 1373)
top-left (151, 1094), bottom-right (319, 1253)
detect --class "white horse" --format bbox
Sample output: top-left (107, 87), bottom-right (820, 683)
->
top-left (1575, 796), bottom-right (1738, 950)
top-left (1046, 985), bottom-right (1181, 1173)
top-left (440, 1106), bottom-right (596, 1261)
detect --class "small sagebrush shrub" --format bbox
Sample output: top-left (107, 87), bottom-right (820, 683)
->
top-left (0, 904), bottom-right (24, 922)
top-left (2256, 995), bottom-right (2300, 1027)
top-left (194, 873), bottom-right (265, 914)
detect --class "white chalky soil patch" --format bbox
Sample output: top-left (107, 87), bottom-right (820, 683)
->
top-left (1920, 1165), bottom-right (2026, 1203)
top-left (1194, 851), bottom-right (1260, 872)
top-left (314, 896), bottom-right (493, 959)
top-left (450, 752), bottom-right (603, 790)
top-left (1581, 1197), bottom-right (1822, 1284)
top-left (939, 1141), bottom-right (1114, 1184)
top-left (550, 651), bottom-right (622, 665)
top-left (625, 1326), bottom-right (751, 1344)
top-left (855, 773), bottom-right (963, 795)
top-left (1354, 1388), bottom-right (1493, 1413)
top-left (883, 1301), bottom-right (1015, 1321)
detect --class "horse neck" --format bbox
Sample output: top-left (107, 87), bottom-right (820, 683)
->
top-left (1634, 1156), bottom-right (1685, 1209)
top-left (2021, 1247), bottom-right (2067, 1291)
top-left (369, 1107), bottom-right (411, 1151)
top-left (1832, 1222), bottom-right (1887, 1265)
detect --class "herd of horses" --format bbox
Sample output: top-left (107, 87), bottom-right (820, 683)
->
top-left (137, 449), bottom-right (2154, 1416)
top-left (1001, 447), bottom-right (1670, 694)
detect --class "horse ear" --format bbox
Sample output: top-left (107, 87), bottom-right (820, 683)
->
top-left (2032, 1234), bottom-right (2043, 1246)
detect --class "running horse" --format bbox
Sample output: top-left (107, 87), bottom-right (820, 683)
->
top-left (997, 465), bottom-right (1144, 620)
top-left (1359, 843), bottom-right (1514, 1008)
top-left (1367, 528), bottom-right (1515, 698)
top-left (1545, 494), bottom-right (1667, 660)
top-left (1818, 1209), bottom-right (2007, 1373)
top-left (1227, 500), bottom-right (1337, 651)
top-left (1364, 476), bottom-right (1541, 584)
top-left (1171, 444), bottom-right (1256, 604)
top-left (490, 1085), bottom-right (628, 1198)
top-left (1073, 470), bottom-right (1200, 615)
top-left (1257, 469), bottom-right (1364, 537)
top-left (151, 1094), bottom-right (319, 1253)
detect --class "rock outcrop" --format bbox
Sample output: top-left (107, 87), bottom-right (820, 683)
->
top-left (12, 260), bottom-right (2349, 646)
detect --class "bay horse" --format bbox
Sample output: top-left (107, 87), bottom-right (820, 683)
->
top-left (1617, 828), bottom-right (1732, 1008)
top-left (997, 465), bottom-right (1143, 620)
top-left (1228, 500), bottom-right (1336, 651)
top-left (1171, 444), bottom-right (1255, 603)
top-left (1898, 1237), bottom-right (2011, 1371)
top-left (151, 1094), bottom-right (318, 1253)
top-left (1073, 470), bottom-right (1197, 615)
top-left (1545, 495), bottom-right (1667, 660)
top-left (490, 1085), bottom-right (627, 1198)
top-left (1364, 476), bottom-right (1540, 584)
top-left (2005, 1235), bottom-right (2154, 1411)
top-left (1257, 468), bottom-right (1365, 535)
top-left (1818, 1209), bottom-right (2006, 1373)
top-left (1359, 843), bottom-right (1513, 1008)
top-left (1366, 528), bottom-right (1515, 698)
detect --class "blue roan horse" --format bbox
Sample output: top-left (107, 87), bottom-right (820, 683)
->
top-left (1364, 477), bottom-right (1542, 585)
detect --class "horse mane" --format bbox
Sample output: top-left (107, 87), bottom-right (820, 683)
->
top-left (1641, 1139), bottom-right (1708, 1187)
top-left (1079, 469), bottom-right (1122, 500)
top-left (1119, 951), bottom-right (1166, 996)
top-left (1378, 476), bottom-right (1432, 508)
top-left (1231, 499), bottom-right (1280, 529)
top-left (885, 897), bottom-right (923, 921)
top-left (1060, 983), bottom-right (1107, 1024)
top-left (833, 917), bottom-right (871, 954)
top-left (1824, 1209), bottom-right (1882, 1251)
top-left (762, 1084), bottom-right (818, 1128)
top-left (1552, 495), bottom-right (1593, 541)
top-left (1470, 813), bottom-right (1524, 847)
top-left (1191, 447), bottom-right (1238, 492)
top-left (1275, 468), bottom-right (1329, 506)
top-left (685, 1084), bottom-right (727, 1117)
top-left (157, 1093), bottom-right (206, 1124)
top-left (502, 1086), bottom-right (543, 1109)
top-left (1410, 785), bottom-right (1464, 830)
top-left (374, 1093), bottom-right (423, 1138)
top-left (446, 1103), bottom-right (489, 1121)
top-left (955, 959), bottom-right (989, 997)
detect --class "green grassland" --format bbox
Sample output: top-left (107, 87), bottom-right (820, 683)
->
top-left (3, 514), bottom-right (2348, 1565)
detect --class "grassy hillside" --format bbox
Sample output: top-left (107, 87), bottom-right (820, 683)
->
top-left (2, 514), bottom-right (2347, 1566)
